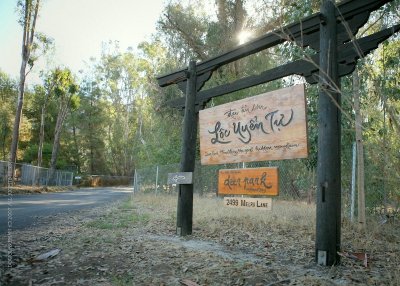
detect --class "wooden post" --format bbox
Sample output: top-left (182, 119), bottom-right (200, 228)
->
top-left (177, 60), bottom-right (197, 236)
top-left (316, 0), bottom-right (341, 266)
top-left (155, 165), bottom-right (159, 196)
top-left (350, 142), bottom-right (356, 222)
top-left (353, 68), bottom-right (366, 228)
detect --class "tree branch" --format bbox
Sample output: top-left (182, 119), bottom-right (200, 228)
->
top-left (163, 12), bottom-right (207, 61)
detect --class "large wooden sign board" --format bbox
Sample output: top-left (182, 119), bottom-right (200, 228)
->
top-left (218, 167), bottom-right (279, 196)
top-left (199, 84), bottom-right (308, 165)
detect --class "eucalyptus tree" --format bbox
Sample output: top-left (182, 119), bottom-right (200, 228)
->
top-left (72, 73), bottom-right (108, 175)
top-left (0, 72), bottom-right (17, 161)
top-left (157, 0), bottom-right (250, 74)
top-left (93, 46), bottom-right (138, 175)
top-left (47, 68), bottom-right (79, 184)
top-left (361, 38), bottom-right (400, 210)
top-left (10, 0), bottom-right (52, 174)
top-left (34, 72), bottom-right (57, 169)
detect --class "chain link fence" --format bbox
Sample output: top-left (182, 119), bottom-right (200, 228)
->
top-left (0, 161), bottom-right (73, 188)
top-left (133, 156), bottom-right (400, 219)
top-left (134, 160), bottom-right (315, 198)
top-left (78, 175), bottom-right (134, 187)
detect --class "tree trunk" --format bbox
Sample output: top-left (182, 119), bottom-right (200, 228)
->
top-left (49, 111), bottom-right (64, 184)
top-left (1, 114), bottom-right (8, 161)
top-left (37, 105), bottom-right (46, 167)
top-left (88, 108), bottom-right (95, 174)
top-left (9, 58), bottom-right (28, 180)
top-left (72, 122), bottom-right (81, 174)
top-left (48, 107), bottom-right (68, 185)
top-left (353, 68), bottom-right (366, 229)
top-left (37, 85), bottom-right (53, 171)
top-left (9, 0), bottom-right (40, 182)
top-left (35, 103), bottom-right (47, 185)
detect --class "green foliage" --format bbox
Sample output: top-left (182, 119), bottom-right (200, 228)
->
top-left (22, 142), bottom-right (52, 166)
top-left (0, 71), bottom-right (18, 160)
top-left (51, 68), bottom-right (79, 100)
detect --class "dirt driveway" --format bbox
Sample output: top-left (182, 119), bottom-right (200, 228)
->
top-left (0, 194), bottom-right (399, 285)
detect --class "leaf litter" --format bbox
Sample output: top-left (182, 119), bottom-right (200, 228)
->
top-left (0, 193), bottom-right (399, 285)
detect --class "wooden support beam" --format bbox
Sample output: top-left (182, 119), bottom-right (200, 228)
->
top-left (176, 61), bottom-right (197, 236)
top-left (163, 24), bottom-right (400, 110)
top-left (316, 0), bottom-right (341, 266)
top-left (177, 71), bottom-right (213, 94)
top-left (156, 0), bottom-right (390, 88)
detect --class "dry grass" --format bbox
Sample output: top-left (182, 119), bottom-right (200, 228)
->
top-left (194, 196), bottom-right (315, 229)
top-left (133, 193), bottom-right (399, 285)
top-left (0, 185), bottom-right (76, 195)
top-left (1, 192), bottom-right (399, 285)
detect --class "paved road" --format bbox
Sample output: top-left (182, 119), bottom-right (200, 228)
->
top-left (0, 187), bottom-right (132, 234)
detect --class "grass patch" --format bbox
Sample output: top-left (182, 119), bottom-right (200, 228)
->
top-left (118, 198), bottom-right (136, 210)
top-left (85, 198), bottom-right (149, 229)
top-left (192, 196), bottom-right (315, 234)
top-left (111, 275), bottom-right (134, 286)
top-left (85, 219), bottom-right (121, 229)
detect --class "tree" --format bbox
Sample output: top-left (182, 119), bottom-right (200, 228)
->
top-left (75, 74), bottom-right (108, 174)
top-left (48, 68), bottom-right (79, 184)
top-left (0, 72), bottom-right (18, 161)
top-left (35, 76), bottom-right (55, 169)
top-left (9, 0), bottom-right (40, 172)
top-left (9, 0), bottom-right (52, 181)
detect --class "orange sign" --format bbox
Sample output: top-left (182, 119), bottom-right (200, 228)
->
top-left (218, 167), bottom-right (279, 196)
top-left (199, 84), bottom-right (308, 165)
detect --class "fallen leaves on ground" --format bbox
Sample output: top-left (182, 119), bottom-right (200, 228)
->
top-left (29, 248), bottom-right (62, 263)
top-left (0, 193), bottom-right (399, 285)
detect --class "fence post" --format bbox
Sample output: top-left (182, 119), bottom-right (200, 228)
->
top-left (134, 170), bottom-right (139, 193)
top-left (46, 169), bottom-right (49, 186)
top-left (351, 142), bottom-right (356, 222)
top-left (155, 165), bottom-right (159, 196)
top-left (134, 170), bottom-right (137, 193)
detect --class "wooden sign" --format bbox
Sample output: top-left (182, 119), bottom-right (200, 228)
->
top-left (224, 197), bottom-right (272, 210)
top-left (218, 167), bottom-right (279, 196)
top-left (167, 172), bottom-right (193, 185)
top-left (199, 84), bottom-right (308, 165)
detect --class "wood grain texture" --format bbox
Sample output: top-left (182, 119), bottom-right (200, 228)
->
top-left (218, 167), bottom-right (279, 196)
top-left (199, 85), bottom-right (308, 165)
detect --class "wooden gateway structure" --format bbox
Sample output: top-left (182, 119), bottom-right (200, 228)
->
top-left (156, 0), bottom-right (399, 266)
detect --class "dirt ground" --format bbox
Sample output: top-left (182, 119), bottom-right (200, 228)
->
top-left (0, 193), bottom-right (399, 285)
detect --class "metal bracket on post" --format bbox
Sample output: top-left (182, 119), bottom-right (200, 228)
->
top-left (317, 250), bottom-right (328, 266)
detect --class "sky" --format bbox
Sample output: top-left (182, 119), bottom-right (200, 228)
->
top-left (0, 0), bottom-right (166, 85)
